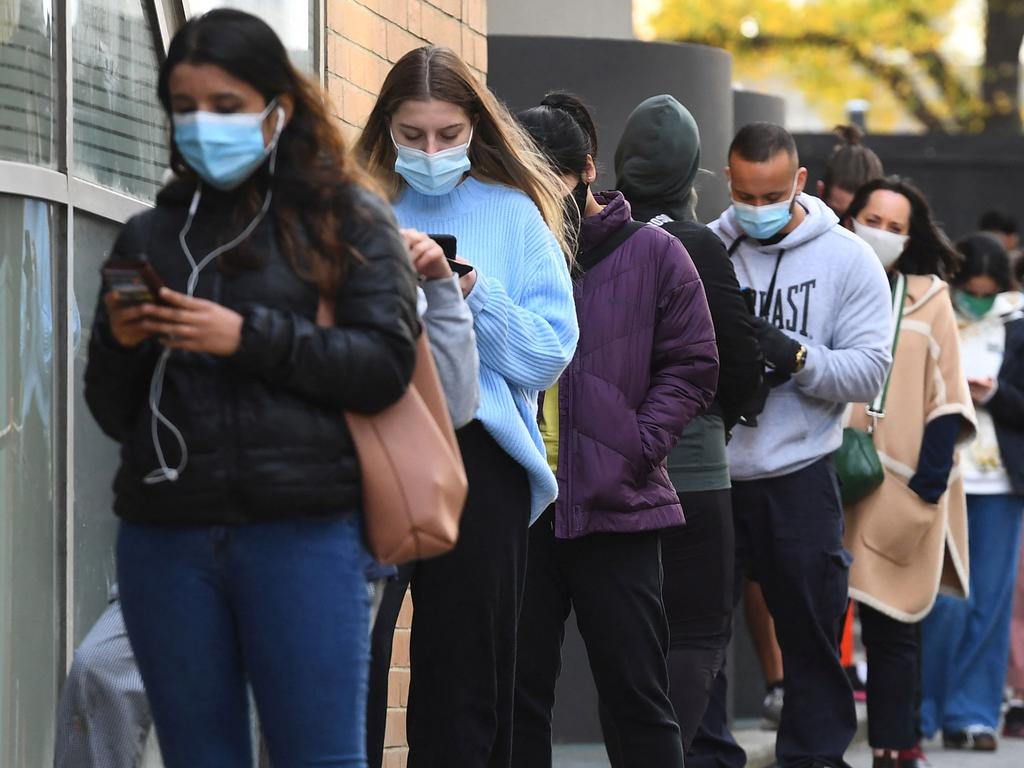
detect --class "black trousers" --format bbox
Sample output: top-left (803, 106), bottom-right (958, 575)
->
top-left (603, 488), bottom-right (734, 759)
top-left (512, 507), bottom-right (683, 768)
top-left (690, 458), bottom-right (857, 768)
top-left (860, 604), bottom-right (921, 750)
top-left (365, 421), bottom-right (531, 768)
top-left (663, 488), bottom-right (735, 750)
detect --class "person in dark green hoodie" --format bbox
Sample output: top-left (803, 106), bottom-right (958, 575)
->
top-left (609, 94), bottom-right (763, 754)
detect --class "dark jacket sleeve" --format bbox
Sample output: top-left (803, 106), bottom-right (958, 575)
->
top-left (230, 189), bottom-right (420, 414)
top-left (908, 414), bottom-right (961, 503)
top-left (636, 233), bottom-right (720, 470)
top-left (83, 215), bottom-right (162, 443)
top-left (675, 225), bottom-right (763, 427)
top-left (989, 320), bottom-right (1024, 429)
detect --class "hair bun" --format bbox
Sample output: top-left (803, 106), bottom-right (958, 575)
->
top-left (541, 91), bottom-right (598, 158)
top-left (833, 124), bottom-right (864, 146)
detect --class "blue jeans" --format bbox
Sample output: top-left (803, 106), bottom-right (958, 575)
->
top-left (117, 514), bottom-right (372, 768)
top-left (921, 493), bottom-right (1024, 735)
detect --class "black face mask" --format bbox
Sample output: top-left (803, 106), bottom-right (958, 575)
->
top-left (563, 180), bottom-right (589, 249)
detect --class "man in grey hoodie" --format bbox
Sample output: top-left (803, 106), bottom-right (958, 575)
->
top-left (706, 123), bottom-right (892, 768)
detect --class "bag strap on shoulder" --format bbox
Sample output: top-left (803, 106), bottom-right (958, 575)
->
top-left (576, 220), bottom-right (646, 273)
top-left (868, 272), bottom-right (907, 424)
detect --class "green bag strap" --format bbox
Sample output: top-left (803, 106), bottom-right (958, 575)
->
top-left (867, 272), bottom-right (907, 424)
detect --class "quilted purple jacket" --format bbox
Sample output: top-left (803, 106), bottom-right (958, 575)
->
top-left (551, 192), bottom-right (718, 539)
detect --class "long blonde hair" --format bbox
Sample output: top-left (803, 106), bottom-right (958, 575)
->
top-left (356, 46), bottom-right (572, 261)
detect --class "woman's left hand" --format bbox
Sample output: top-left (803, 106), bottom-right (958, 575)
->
top-left (968, 376), bottom-right (995, 403)
top-left (144, 287), bottom-right (244, 356)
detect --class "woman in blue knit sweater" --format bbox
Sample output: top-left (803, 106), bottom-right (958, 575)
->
top-left (356, 47), bottom-right (579, 768)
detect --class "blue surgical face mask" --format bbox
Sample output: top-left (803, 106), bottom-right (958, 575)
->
top-left (173, 99), bottom-right (284, 190)
top-left (392, 129), bottom-right (473, 196)
top-left (731, 174), bottom-right (800, 240)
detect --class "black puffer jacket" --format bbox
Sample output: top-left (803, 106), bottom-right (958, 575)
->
top-left (84, 182), bottom-right (419, 526)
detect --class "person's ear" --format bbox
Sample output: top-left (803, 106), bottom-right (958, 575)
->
top-left (816, 179), bottom-right (825, 198)
top-left (583, 154), bottom-right (597, 185)
top-left (796, 167), bottom-right (808, 195)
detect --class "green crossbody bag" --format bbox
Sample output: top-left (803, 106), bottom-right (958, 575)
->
top-left (835, 272), bottom-right (907, 507)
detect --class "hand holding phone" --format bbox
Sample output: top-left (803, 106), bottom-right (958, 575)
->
top-left (427, 234), bottom-right (475, 277)
top-left (102, 258), bottom-right (166, 306)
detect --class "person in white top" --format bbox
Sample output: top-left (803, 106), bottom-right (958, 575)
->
top-left (920, 232), bottom-right (1024, 753)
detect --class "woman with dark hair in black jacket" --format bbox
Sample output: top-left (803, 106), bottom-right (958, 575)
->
top-left (83, 10), bottom-right (418, 767)
top-left (613, 94), bottom-right (763, 755)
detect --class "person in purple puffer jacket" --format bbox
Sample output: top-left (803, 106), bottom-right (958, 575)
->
top-left (512, 93), bottom-right (719, 768)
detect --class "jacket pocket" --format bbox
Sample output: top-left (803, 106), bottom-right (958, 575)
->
top-left (860, 477), bottom-right (939, 567)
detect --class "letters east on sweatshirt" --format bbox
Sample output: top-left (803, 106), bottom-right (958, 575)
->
top-left (710, 193), bottom-right (893, 481)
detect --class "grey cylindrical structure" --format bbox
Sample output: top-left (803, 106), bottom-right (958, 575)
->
top-left (733, 88), bottom-right (787, 131)
top-left (488, 35), bottom-right (734, 223)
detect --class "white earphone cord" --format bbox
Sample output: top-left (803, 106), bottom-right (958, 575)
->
top-left (144, 111), bottom-right (283, 485)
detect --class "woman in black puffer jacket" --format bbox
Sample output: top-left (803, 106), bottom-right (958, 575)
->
top-left (83, 10), bottom-right (417, 767)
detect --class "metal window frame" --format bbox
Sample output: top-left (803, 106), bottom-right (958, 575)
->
top-left (6, 0), bottom-right (324, 684)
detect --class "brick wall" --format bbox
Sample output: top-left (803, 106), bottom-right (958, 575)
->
top-left (382, 590), bottom-right (414, 767)
top-left (325, 0), bottom-right (488, 143)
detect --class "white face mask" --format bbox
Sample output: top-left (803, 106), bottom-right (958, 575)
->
top-left (853, 219), bottom-right (909, 270)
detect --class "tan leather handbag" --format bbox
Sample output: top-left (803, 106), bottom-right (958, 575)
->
top-left (320, 298), bottom-right (467, 564)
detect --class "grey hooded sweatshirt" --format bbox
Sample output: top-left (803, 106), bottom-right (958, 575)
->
top-left (710, 193), bottom-right (892, 481)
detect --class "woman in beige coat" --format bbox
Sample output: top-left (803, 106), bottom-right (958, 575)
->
top-left (842, 177), bottom-right (977, 768)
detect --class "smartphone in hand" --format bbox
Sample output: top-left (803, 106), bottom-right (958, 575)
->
top-left (427, 233), bottom-right (474, 277)
top-left (102, 258), bottom-right (166, 306)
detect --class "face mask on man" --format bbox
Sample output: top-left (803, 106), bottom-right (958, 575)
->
top-left (173, 99), bottom-right (284, 190)
top-left (955, 290), bottom-right (997, 319)
top-left (852, 220), bottom-right (910, 270)
top-left (731, 173), bottom-right (800, 240)
top-left (393, 129), bottom-right (473, 196)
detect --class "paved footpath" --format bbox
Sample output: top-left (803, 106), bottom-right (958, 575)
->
top-left (846, 736), bottom-right (1024, 768)
top-left (554, 735), bottom-right (1024, 767)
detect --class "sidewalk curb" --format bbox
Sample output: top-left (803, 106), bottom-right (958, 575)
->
top-left (738, 704), bottom-right (869, 768)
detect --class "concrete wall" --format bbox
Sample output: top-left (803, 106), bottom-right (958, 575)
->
top-left (734, 89), bottom-right (787, 131)
top-left (488, 0), bottom-right (634, 39)
top-left (488, 35), bottom-right (734, 222)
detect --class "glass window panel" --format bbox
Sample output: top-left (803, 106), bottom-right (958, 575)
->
top-left (0, 0), bottom-right (58, 166)
top-left (71, 213), bottom-right (119, 644)
top-left (0, 193), bottom-right (60, 767)
top-left (188, 0), bottom-right (316, 74)
top-left (71, 0), bottom-right (167, 201)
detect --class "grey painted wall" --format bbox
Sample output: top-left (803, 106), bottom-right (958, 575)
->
top-left (489, 35), bottom-right (734, 222)
top-left (488, 0), bottom-right (634, 39)
top-left (734, 89), bottom-right (787, 131)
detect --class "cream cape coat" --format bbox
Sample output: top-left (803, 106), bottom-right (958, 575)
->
top-left (844, 274), bottom-right (977, 622)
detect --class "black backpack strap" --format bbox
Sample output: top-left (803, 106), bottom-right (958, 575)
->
top-left (727, 235), bottom-right (747, 257)
top-left (576, 220), bottom-right (646, 273)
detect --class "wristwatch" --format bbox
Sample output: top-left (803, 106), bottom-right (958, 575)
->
top-left (794, 345), bottom-right (808, 373)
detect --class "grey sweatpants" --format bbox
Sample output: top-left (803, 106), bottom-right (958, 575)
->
top-left (55, 590), bottom-right (151, 768)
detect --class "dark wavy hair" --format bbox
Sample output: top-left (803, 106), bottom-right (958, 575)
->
top-left (158, 9), bottom-right (375, 296)
top-left (846, 176), bottom-right (961, 280)
top-left (953, 232), bottom-right (1013, 292)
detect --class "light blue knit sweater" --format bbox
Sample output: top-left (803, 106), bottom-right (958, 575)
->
top-left (393, 177), bottom-right (578, 522)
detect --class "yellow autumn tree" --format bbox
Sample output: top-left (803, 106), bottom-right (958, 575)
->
top-left (647, 0), bottom-right (1024, 134)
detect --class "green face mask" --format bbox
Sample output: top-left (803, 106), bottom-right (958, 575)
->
top-left (955, 290), bottom-right (997, 319)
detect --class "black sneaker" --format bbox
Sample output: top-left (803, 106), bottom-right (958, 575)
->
top-left (943, 725), bottom-right (998, 751)
top-left (1003, 701), bottom-right (1024, 738)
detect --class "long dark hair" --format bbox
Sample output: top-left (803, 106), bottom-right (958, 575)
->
top-left (516, 92), bottom-right (597, 176)
top-left (953, 233), bottom-right (1013, 291)
top-left (355, 46), bottom-right (571, 259)
top-left (158, 9), bottom-right (373, 297)
top-left (846, 176), bottom-right (961, 279)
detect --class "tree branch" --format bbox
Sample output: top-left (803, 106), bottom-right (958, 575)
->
top-left (675, 31), bottom-right (949, 133)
